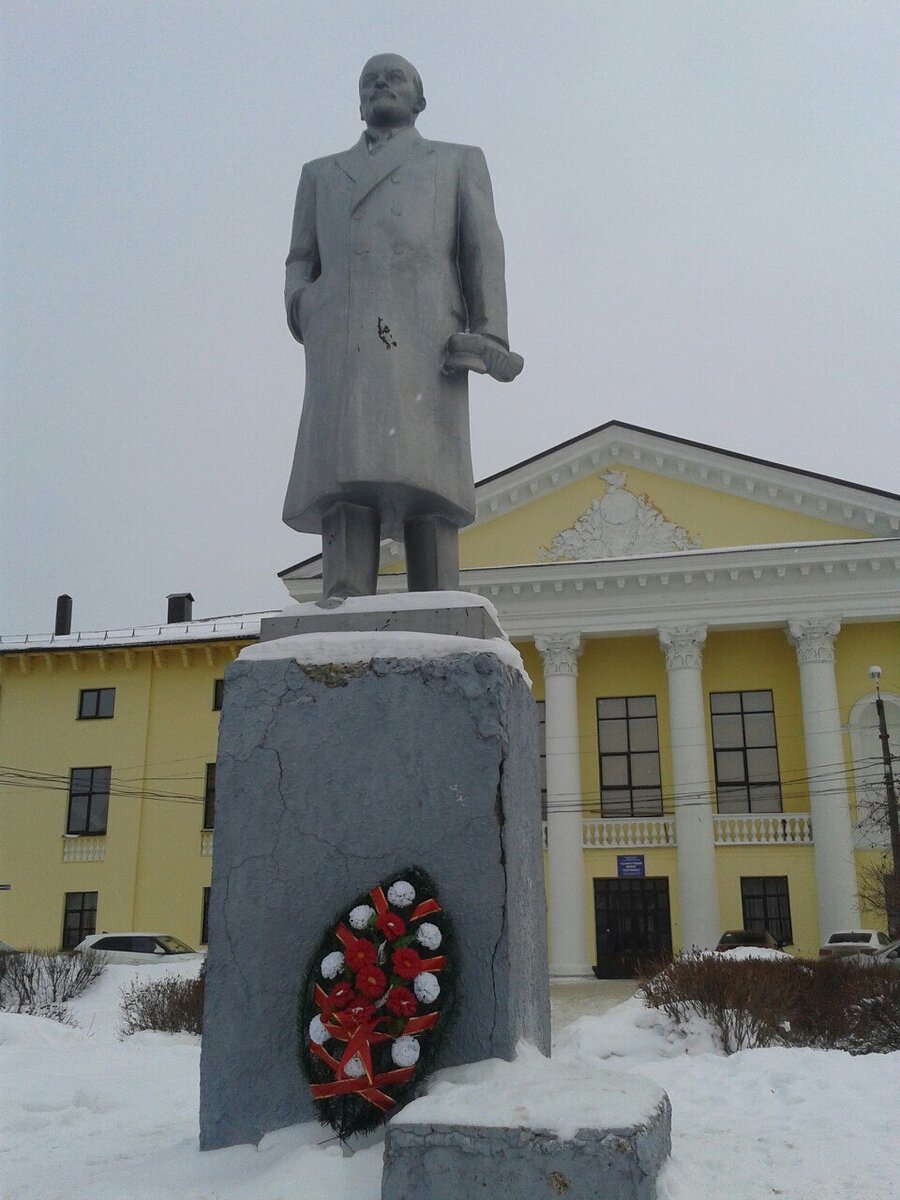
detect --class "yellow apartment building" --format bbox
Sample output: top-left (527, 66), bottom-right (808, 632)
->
top-left (2, 422), bottom-right (899, 975)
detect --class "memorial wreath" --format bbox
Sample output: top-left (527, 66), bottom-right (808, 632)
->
top-left (298, 866), bottom-right (455, 1138)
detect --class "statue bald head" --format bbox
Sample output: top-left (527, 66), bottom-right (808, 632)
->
top-left (359, 53), bottom-right (426, 129)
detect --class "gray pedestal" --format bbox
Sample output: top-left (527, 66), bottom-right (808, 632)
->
top-left (199, 644), bottom-right (550, 1150)
top-left (382, 1098), bottom-right (672, 1200)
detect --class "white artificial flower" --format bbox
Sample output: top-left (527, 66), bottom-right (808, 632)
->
top-left (387, 880), bottom-right (416, 908)
top-left (416, 922), bottom-right (442, 951)
top-left (349, 904), bottom-right (375, 930)
top-left (413, 971), bottom-right (440, 1004)
top-left (308, 1015), bottom-right (330, 1045)
top-left (391, 1035), bottom-right (421, 1067)
top-left (343, 1054), bottom-right (366, 1078)
top-left (320, 951), bottom-right (345, 980)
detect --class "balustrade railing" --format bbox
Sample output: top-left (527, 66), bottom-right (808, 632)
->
top-left (582, 817), bottom-right (676, 849)
top-left (713, 813), bottom-right (813, 845)
top-left (541, 812), bottom-right (813, 849)
top-left (62, 835), bottom-right (106, 862)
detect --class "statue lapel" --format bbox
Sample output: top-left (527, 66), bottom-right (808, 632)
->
top-left (345, 128), bottom-right (433, 213)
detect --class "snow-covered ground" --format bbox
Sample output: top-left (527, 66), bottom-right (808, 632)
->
top-left (1, 963), bottom-right (896, 1199)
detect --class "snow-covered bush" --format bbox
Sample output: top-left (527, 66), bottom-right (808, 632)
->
top-left (120, 967), bottom-right (204, 1036)
top-left (638, 952), bottom-right (900, 1054)
top-left (0, 948), bottom-right (105, 1021)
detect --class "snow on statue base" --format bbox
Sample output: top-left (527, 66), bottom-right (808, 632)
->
top-left (381, 1047), bottom-right (672, 1200)
top-left (199, 618), bottom-right (550, 1151)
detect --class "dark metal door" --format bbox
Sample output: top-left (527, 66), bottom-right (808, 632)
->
top-left (593, 877), bottom-right (672, 978)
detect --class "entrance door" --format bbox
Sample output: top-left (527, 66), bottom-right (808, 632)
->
top-left (593, 877), bottom-right (672, 978)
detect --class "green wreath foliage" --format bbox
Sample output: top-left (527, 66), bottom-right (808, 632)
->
top-left (298, 865), bottom-right (456, 1139)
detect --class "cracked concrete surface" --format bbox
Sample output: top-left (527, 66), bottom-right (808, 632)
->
top-left (199, 651), bottom-right (550, 1151)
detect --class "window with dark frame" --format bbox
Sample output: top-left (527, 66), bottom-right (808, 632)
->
top-left (203, 763), bottom-right (216, 830)
top-left (62, 890), bottom-right (98, 950)
top-left (711, 690), bottom-right (782, 813)
top-left (212, 678), bottom-right (224, 711)
top-left (596, 696), bottom-right (663, 817)
top-left (536, 699), bottom-right (547, 820)
top-left (741, 876), bottom-right (792, 945)
top-left (77, 688), bottom-right (116, 719)
top-left (201, 886), bottom-right (211, 945)
top-left (66, 767), bottom-right (111, 834)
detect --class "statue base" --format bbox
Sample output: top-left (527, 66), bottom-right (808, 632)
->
top-left (199, 629), bottom-right (549, 1150)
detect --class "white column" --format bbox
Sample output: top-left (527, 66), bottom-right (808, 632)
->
top-left (787, 618), bottom-right (860, 936)
top-left (535, 633), bottom-right (592, 977)
top-left (658, 625), bottom-right (721, 950)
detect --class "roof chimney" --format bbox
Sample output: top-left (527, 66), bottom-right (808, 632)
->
top-left (167, 593), bottom-right (194, 623)
top-left (54, 594), bottom-right (73, 636)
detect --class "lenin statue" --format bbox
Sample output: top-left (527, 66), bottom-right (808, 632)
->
top-left (283, 54), bottom-right (523, 600)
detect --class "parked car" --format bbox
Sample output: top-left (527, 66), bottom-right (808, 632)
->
top-left (74, 932), bottom-right (202, 965)
top-left (715, 929), bottom-right (783, 953)
top-left (840, 937), bottom-right (900, 969)
top-left (818, 930), bottom-right (891, 959)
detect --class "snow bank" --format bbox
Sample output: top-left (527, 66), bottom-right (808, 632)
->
top-left (3, 970), bottom-right (899, 1199)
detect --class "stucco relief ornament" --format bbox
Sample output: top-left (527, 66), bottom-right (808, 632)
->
top-left (540, 471), bottom-right (701, 561)
top-left (298, 866), bottom-right (455, 1139)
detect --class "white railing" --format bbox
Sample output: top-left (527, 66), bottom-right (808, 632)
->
top-left (201, 830), bottom-right (214, 857)
top-left (582, 817), bottom-right (676, 849)
top-left (62, 835), bottom-right (106, 862)
top-left (713, 813), bottom-right (813, 846)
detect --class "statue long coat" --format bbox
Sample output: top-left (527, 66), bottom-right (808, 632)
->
top-left (283, 127), bottom-right (510, 539)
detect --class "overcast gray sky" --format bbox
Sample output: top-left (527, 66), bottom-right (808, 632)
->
top-left (3, 1), bottom-right (898, 635)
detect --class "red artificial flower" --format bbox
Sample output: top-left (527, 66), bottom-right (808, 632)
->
top-left (355, 965), bottom-right (387, 999)
top-left (391, 946), bottom-right (422, 981)
top-left (345, 937), bottom-right (377, 972)
top-left (345, 999), bottom-right (376, 1025)
top-left (375, 911), bottom-right (406, 941)
top-left (385, 986), bottom-right (417, 1018)
top-left (322, 981), bottom-right (355, 1013)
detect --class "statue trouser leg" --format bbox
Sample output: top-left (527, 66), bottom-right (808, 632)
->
top-left (404, 515), bottom-right (460, 591)
top-left (321, 501), bottom-right (380, 599)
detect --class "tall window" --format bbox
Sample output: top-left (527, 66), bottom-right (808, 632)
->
top-left (203, 763), bottom-right (216, 830)
top-left (201, 886), bottom-right (211, 945)
top-left (212, 679), bottom-right (224, 711)
top-left (62, 891), bottom-right (98, 950)
top-left (67, 767), bottom-right (111, 834)
top-left (711, 690), bottom-right (782, 813)
top-left (741, 876), bottom-right (792, 945)
top-left (596, 696), bottom-right (662, 817)
top-left (536, 699), bottom-right (547, 820)
top-left (78, 688), bottom-right (115, 719)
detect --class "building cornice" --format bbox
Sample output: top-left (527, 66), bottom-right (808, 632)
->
top-left (285, 537), bottom-right (900, 638)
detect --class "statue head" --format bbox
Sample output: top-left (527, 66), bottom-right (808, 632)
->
top-left (359, 53), bottom-right (425, 129)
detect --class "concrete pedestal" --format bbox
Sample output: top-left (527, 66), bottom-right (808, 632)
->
top-left (199, 637), bottom-right (550, 1150)
top-left (381, 1064), bottom-right (672, 1200)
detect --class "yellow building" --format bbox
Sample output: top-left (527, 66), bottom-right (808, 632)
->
top-left (2, 422), bottom-right (899, 974)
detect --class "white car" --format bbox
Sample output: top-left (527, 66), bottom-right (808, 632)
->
top-left (818, 929), bottom-right (891, 959)
top-left (841, 937), bottom-right (900, 969)
top-left (74, 932), bottom-right (203, 965)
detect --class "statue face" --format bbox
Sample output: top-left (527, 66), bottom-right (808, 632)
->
top-left (359, 54), bottom-right (424, 128)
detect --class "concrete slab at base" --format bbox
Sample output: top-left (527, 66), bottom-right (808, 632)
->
top-left (381, 1098), bottom-right (672, 1200)
top-left (259, 599), bottom-right (504, 642)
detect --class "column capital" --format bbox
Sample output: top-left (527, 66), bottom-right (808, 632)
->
top-left (787, 617), bottom-right (842, 665)
top-left (534, 633), bottom-right (583, 677)
top-left (658, 625), bottom-right (707, 672)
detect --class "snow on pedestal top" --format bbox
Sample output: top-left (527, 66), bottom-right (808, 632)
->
top-left (391, 1042), bottom-right (667, 1140)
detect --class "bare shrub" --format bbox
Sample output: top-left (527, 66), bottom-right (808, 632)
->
top-left (120, 967), bottom-right (204, 1036)
top-left (0, 948), bottom-right (105, 1021)
top-left (638, 952), bottom-right (900, 1055)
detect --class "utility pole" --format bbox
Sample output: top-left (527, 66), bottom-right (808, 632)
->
top-left (869, 666), bottom-right (900, 937)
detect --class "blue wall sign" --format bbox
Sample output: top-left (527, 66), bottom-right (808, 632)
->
top-left (617, 854), bottom-right (645, 878)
